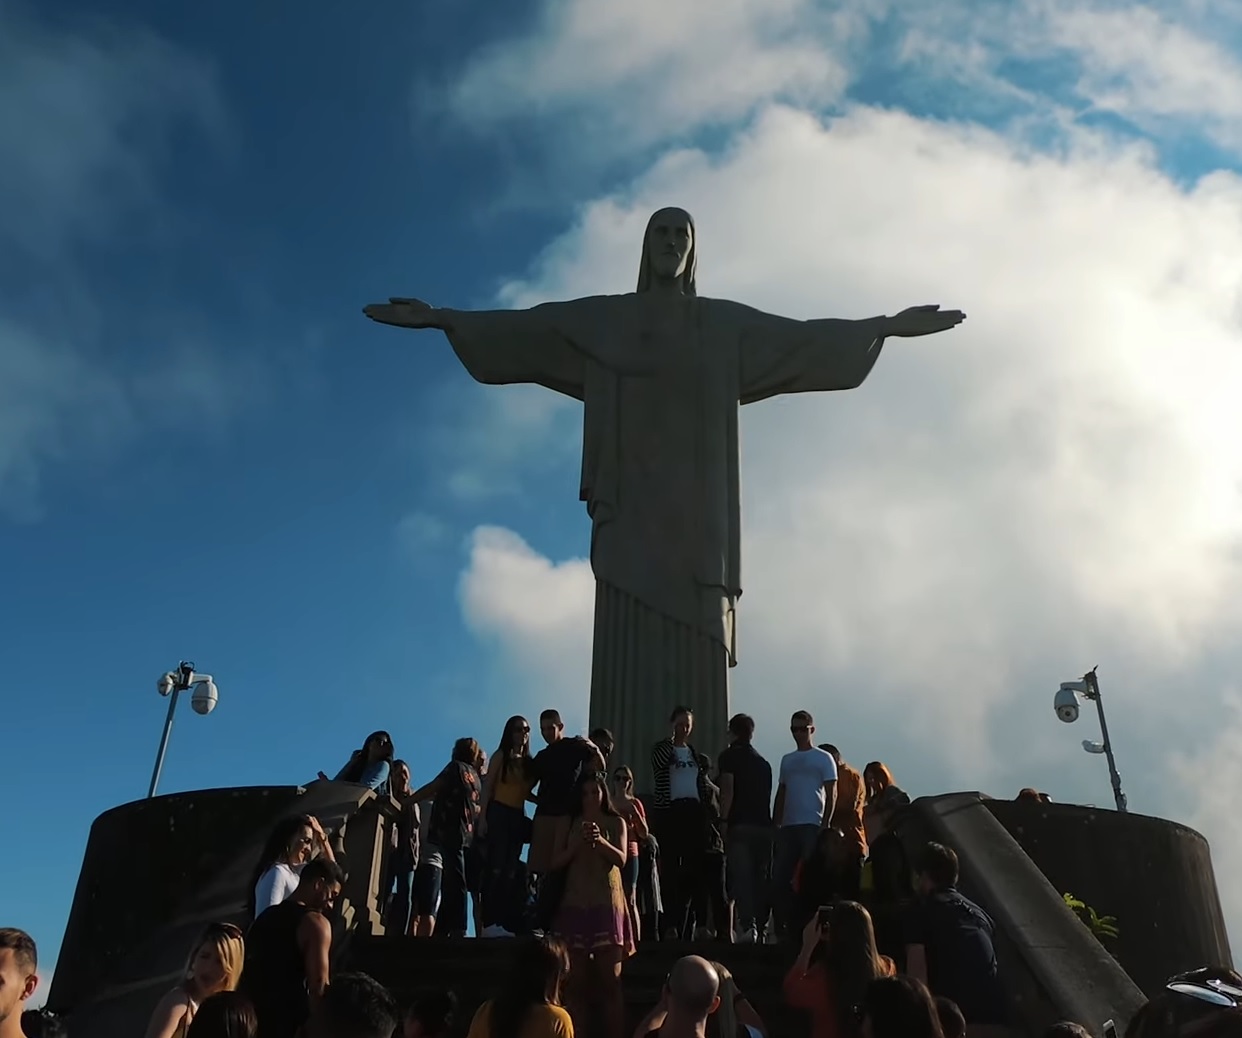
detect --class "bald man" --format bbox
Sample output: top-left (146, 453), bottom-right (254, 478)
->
top-left (635, 955), bottom-right (720, 1038)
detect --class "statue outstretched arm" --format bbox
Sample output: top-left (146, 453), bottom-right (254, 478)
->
top-left (363, 297), bottom-right (453, 330)
top-left (738, 303), bottom-right (965, 404)
top-left (363, 296), bottom-right (585, 399)
top-left (882, 305), bottom-right (966, 337)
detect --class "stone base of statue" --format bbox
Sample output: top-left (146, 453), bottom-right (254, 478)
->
top-left (589, 581), bottom-right (730, 782)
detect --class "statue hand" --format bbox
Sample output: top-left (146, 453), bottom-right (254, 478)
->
top-left (363, 297), bottom-right (449, 330)
top-left (884, 305), bottom-right (966, 337)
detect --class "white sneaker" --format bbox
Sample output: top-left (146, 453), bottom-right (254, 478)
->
top-left (481, 924), bottom-right (515, 938)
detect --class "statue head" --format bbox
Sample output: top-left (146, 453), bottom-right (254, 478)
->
top-left (637, 206), bottom-right (696, 295)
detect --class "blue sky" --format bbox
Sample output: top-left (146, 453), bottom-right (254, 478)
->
top-left (6, 0), bottom-right (1242, 991)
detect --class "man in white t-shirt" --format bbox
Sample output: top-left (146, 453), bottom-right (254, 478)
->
top-left (771, 710), bottom-right (837, 939)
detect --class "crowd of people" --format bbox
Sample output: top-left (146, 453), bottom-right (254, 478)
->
top-left (7, 924), bottom-right (1242, 1038)
top-left (3, 706), bottom-right (1234, 1038)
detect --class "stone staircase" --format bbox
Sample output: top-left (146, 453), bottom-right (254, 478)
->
top-left (345, 935), bottom-right (810, 1036)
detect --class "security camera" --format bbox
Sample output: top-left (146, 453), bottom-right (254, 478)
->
top-left (157, 673), bottom-right (177, 697)
top-left (1054, 686), bottom-right (1080, 724)
top-left (190, 678), bottom-right (218, 716)
top-left (1082, 740), bottom-right (1106, 754)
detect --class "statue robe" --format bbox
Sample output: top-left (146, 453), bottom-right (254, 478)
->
top-left (444, 293), bottom-right (886, 780)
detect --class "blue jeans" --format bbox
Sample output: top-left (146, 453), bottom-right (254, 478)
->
top-left (726, 824), bottom-right (773, 934)
top-left (773, 824), bottom-right (819, 938)
top-left (481, 801), bottom-right (527, 931)
top-left (386, 853), bottom-right (416, 935)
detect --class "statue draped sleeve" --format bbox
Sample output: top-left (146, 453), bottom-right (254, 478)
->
top-left (737, 307), bottom-right (888, 404)
top-left (442, 302), bottom-right (588, 400)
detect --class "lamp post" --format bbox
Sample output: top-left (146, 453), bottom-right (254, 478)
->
top-left (148, 660), bottom-right (220, 799)
top-left (1053, 665), bottom-right (1127, 812)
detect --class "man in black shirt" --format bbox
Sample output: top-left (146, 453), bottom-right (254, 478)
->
top-left (528, 709), bottom-right (606, 928)
top-left (716, 713), bottom-right (773, 944)
top-left (589, 727), bottom-right (615, 775)
top-left (528, 710), bottom-right (606, 870)
top-left (905, 842), bottom-right (1006, 1025)
top-left (242, 857), bottom-right (344, 1038)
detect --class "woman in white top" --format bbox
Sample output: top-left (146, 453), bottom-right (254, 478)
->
top-left (247, 814), bottom-right (335, 918)
top-left (144, 922), bottom-right (245, 1038)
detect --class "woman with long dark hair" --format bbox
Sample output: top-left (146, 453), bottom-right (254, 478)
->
top-left (552, 773), bottom-right (633, 1038)
top-left (478, 716), bottom-right (536, 937)
top-left (247, 814), bottom-right (335, 917)
top-left (465, 936), bottom-right (572, 1037)
top-left (330, 731), bottom-right (395, 793)
top-left (860, 976), bottom-right (944, 1038)
top-left (409, 737), bottom-right (484, 939)
top-left (783, 901), bottom-right (895, 1038)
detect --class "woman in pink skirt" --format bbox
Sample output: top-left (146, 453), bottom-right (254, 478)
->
top-left (551, 772), bottom-right (635, 1038)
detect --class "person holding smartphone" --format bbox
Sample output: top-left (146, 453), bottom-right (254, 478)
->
top-left (551, 773), bottom-right (635, 1038)
top-left (783, 901), bottom-right (895, 1038)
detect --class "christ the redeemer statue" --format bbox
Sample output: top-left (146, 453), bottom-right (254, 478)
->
top-left (365, 207), bottom-right (964, 777)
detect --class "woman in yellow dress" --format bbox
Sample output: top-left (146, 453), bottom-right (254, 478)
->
top-left (551, 773), bottom-right (635, 1038)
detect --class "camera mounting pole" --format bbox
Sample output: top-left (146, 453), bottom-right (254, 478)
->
top-left (148, 660), bottom-right (218, 799)
top-left (1082, 666), bottom-right (1127, 813)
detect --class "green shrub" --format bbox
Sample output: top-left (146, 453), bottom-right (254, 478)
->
top-left (1064, 892), bottom-right (1120, 942)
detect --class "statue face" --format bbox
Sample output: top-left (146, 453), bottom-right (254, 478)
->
top-left (646, 208), bottom-right (693, 282)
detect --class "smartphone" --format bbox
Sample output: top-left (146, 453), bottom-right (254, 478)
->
top-left (1103, 1020), bottom-right (1117, 1038)
top-left (817, 906), bottom-right (832, 927)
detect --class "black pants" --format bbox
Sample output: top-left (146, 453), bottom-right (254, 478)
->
top-left (481, 802), bottom-right (528, 931)
top-left (691, 850), bottom-right (728, 937)
top-left (653, 799), bottom-right (705, 937)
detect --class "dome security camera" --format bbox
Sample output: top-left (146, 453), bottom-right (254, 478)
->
top-left (157, 673), bottom-right (177, 697)
top-left (190, 679), bottom-right (218, 716)
top-left (1054, 686), bottom-right (1080, 724)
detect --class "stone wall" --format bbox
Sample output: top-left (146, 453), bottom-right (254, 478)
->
top-left (986, 799), bottom-right (1232, 995)
top-left (50, 786), bottom-right (305, 1013)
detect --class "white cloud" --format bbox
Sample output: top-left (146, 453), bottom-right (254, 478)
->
top-left (1044, 4), bottom-right (1242, 149)
top-left (458, 526), bottom-right (594, 729)
top-left (438, 0), bottom-right (1242, 166)
top-left (0, 6), bottom-right (242, 515)
top-left (0, 3), bottom-right (224, 260)
top-left (442, 0), bottom-right (866, 149)
top-left (0, 321), bottom-right (272, 517)
top-left (413, 379), bottom-right (581, 505)
top-left (1173, 694), bottom-right (1242, 929)
top-left (444, 100), bottom-right (1242, 933)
